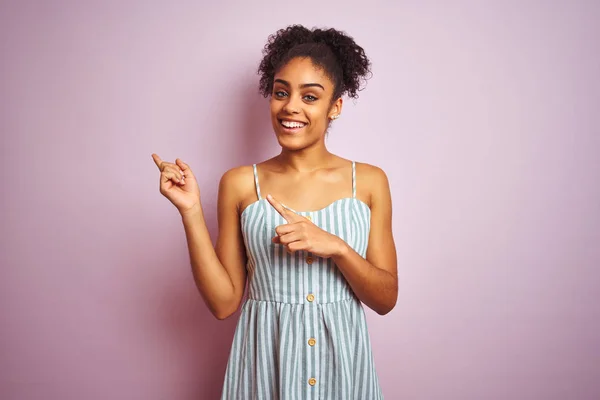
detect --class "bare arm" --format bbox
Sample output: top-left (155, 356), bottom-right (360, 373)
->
top-left (331, 165), bottom-right (398, 315)
top-left (182, 167), bottom-right (249, 320)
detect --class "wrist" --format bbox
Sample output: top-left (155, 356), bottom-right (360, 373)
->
top-left (332, 237), bottom-right (350, 259)
top-left (180, 203), bottom-right (203, 221)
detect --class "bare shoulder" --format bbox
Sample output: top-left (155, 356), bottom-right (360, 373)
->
top-left (355, 162), bottom-right (390, 206)
top-left (355, 162), bottom-right (389, 183)
top-left (220, 165), bottom-right (254, 186)
top-left (218, 165), bottom-right (256, 211)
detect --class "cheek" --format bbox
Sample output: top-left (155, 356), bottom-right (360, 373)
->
top-left (306, 109), bottom-right (328, 126)
top-left (270, 100), bottom-right (282, 116)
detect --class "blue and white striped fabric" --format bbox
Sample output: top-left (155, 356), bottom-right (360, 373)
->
top-left (221, 161), bottom-right (383, 399)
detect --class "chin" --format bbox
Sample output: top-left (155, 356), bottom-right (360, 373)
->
top-left (275, 135), bottom-right (306, 151)
top-left (276, 133), bottom-right (325, 153)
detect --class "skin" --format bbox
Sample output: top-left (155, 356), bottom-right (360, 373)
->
top-left (152, 57), bottom-right (398, 319)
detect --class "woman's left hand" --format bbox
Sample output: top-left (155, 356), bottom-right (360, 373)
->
top-left (266, 194), bottom-right (346, 258)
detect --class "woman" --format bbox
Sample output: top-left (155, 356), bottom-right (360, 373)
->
top-left (152, 25), bottom-right (398, 399)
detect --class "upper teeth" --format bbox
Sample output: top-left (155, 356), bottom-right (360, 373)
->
top-left (282, 120), bottom-right (306, 128)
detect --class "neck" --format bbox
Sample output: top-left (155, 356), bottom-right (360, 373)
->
top-left (276, 145), bottom-right (335, 173)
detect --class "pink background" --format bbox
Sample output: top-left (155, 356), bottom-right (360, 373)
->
top-left (1, 1), bottom-right (599, 399)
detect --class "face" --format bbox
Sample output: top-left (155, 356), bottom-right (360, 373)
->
top-left (270, 57), bottom-right (342, 151)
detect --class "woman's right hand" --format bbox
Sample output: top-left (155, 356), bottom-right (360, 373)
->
top-left (152, 153), bottom-right (201, 216)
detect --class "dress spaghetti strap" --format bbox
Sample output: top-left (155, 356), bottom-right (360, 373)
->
top-left (252, 164), bottom-right (262, 200)
top-left (352, 161), bottom-right (356, 198)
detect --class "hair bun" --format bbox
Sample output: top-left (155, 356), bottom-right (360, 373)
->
top-left (258, 25), bottom-right (372, 100)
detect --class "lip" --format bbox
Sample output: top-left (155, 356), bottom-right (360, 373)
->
top-left (279, 117), bottom-right (308, 124)
top-left (278, 118), bottom-right (308, 134)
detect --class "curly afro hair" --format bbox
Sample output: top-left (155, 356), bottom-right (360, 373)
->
top-left (258, 25), bottom-right (372, 101)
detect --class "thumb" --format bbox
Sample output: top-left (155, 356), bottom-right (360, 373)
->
top-left (176, 159), bottom-right (194, 177)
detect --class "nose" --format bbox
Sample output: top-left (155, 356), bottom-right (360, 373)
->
top-left (282, 95), bottom-right (301, 114)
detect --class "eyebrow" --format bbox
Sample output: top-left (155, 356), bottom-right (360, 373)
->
top-left (274, 79), bottom-right (325, 91)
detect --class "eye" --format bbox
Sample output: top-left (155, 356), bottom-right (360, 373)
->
top-left (274, 90), bottom-right (288, 98)
top-left (304, 95), bottom-right (318, 102)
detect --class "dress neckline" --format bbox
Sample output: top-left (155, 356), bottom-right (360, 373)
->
top-left (240, 197), bottom-right (371, 219)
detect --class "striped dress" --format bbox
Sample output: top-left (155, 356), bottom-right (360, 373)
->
top-left (221, 162), bottom-right (383, 399)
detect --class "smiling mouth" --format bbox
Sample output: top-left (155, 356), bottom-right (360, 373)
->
top-left (279, 119), bottom-right (307, 132)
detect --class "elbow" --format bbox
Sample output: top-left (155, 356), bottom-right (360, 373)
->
top-left (202, 290), bottom-right (243, 320)
top-left (211, 302), bottom-right (240, 320)
top-left (374, 290), bottom-right (398, 316)
top-left (214, 311), bottom-right (234, 320)
top-left (374, 303), bottom-right (395, 316)
top-left (369, 269), bottom-right (398, 315)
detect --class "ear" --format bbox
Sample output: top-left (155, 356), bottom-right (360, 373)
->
top-left (328, 97), bottom-right (343, 120)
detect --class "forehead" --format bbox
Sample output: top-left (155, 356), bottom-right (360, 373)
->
top-left (274, 57), bottom-right (333, 89)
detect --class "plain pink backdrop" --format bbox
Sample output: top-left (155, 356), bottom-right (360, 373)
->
top-left (1, 1), bottom-right (599, 399)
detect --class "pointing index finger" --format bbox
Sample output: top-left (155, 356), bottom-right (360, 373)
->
top-left (151, 153), bottom-right (164, 170)
top-left (267, 194), bottom-right (296, 222)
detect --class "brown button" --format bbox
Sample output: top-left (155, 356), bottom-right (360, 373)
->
top-left (306, 294), bottom-right (315, 302)
top-left (308, 338), bottom-right (316, 346)
top-left (306, 256), bottom-right (314, 264)
top-left (308, 378), bottom-right (317, 386)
